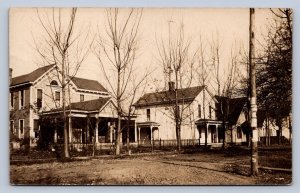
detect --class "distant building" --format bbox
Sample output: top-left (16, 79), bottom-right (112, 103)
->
top-left (257, 110), bottom-right (292, 144)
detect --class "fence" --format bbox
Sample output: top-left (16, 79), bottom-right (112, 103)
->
top-left (67, 139), bottom-right (206, 151)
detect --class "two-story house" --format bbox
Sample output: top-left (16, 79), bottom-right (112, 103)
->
top-left (133, 82), bottom-right (249, 146)
top-left (9, 64), bottom-right (122, 148)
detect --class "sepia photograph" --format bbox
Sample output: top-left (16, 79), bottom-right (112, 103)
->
top-left (9, 8), bottom-right (292, 185)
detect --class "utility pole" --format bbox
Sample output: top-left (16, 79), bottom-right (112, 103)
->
top-left (249, 8), bottom-right (259, 175)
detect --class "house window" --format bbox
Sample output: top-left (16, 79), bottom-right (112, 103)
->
top-left (198, 104), bottom-right (201, 118)
top-left (19, 90), bottom-right (25, 109)
top-left (10, 120), bottom-right (14, 134)
top-left (55, 91), bottom-right (60, 102)
top-left (10, 92), bottom-right (14, 108)
top-left (19, 119), bottom-right (24, 135)
top-left (209, 105), bottom-right (212, 119)
top-left (237, 126), bottom-right (242, 139)
top-left (37, 89), bottom-right (43, 108)
top-left (80, 94), bottom-right (84, 102)
top-left (50, 80), bottom-right (58, 86)
top-left (146, 109), bottom-right (150, 121)
top-left (34, 119), bottom-right (39, 138)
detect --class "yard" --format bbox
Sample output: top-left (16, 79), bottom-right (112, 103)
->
top-left (10, 146), bottom-right (292, 185)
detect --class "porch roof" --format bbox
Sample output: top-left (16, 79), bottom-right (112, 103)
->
top-left (195, 119), bottom-right (223, 125)
top-left (136, 121), bottom-right (160, 127)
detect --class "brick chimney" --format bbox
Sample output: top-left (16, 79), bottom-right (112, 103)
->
top-left (168, 81), bottom-right (175, 91)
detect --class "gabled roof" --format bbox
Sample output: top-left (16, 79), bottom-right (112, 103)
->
top-left (215, 96), bottom-right (248, 125)
top-left (68, 97), bottom-right (111, 111)
top-left (71, 77), bottom-right (108, 92)
top-left (10, 64), bottom-right (55, 87)
top-left (134, 86), bottom-right (205, 107)
top-left (10, 64), bottom-right (108, 93)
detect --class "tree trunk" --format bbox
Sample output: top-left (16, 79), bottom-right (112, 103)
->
top-left (115, 116), bottom-right (121, 155)
top-left (279, 125), bottom-right (282, 145)
top-left (222, 121), bottom-right (227, 148)
top-left (62, 58), bottom-right (70, 158)
top-left (126, 120), bottom-right (130, 152)
top-left (289, 116), bottom-right (292, 144)
top-left (205, 124), bottom-right (208, 148)
top-left (176, 123), bottom-right (181, 152)
top-left (266, 116), bottom-right (270, 146)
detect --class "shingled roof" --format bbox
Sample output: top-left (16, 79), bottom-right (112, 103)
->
top-left (71, 77), bottom-right (108, 92)
top-left (10, 64), bottom-right (55, 87)
top-left (134, 86), bottom-right (205, 107)
top-left (215, 96), bottom-right (248, 125)
top-left (10, 64), bottom-right (108, 92)
top-left (67, 97), bottom-right (111, 111)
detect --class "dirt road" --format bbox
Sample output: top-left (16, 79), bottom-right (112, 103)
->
top-left (10, 147), bottom-right (292, 185)
top-left (11, 156), bottom-right (256, 185)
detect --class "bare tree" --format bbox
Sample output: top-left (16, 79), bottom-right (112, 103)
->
top-left (94, 8), bottom-right (143, 155)
top-left (194, 35), bottom-right (209, 147)
top-left (123, 72), bottom-right (151, 152)
top-left (209, 33), bottom-right (242, 148)
top-left (156, 22), bottom-right (197, 152)
top-left (34, 8), bottom-right (92, 158)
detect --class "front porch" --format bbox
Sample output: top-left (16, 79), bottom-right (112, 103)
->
top-left (39, 112), bottom-right (139, 148)
top-left (195, 119), bottom-right (225, 146)
top-left (136, 121), bottom-right (160, 145)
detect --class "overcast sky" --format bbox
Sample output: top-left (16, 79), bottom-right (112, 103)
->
top-left (9, 8), bottom-right (273, 93)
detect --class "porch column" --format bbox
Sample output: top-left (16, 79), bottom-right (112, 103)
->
top-left (113, 126), bottom-right (116, 142)
top-left (86, 118), bottom-right (89, 143)
top-left (206, 123), bottom-right (209, 145)
top-left (150, 125), bottom-right (153, 144)
top-left (86, 118), bottom-right (90, 143)
top-left (134, 121), bottom-right (137, 142)
top-left (68, 115), bottom-right (72, 143)
top-left (109, 122), bottom-right (113, 143)
top-left (54, 118), bottom-right (57, 143)
top-left (216, 124), bottom-right (219, 143)
top-left (95, 116), bottom-right (99, 144)
top-left (138, 126), bottom-right (141, 144)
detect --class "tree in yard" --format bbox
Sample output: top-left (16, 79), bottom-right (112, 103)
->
top-left (34, 8), bottom-right (92, 158)
top-left (209, 33), bottom-right (243, 148)
top-left (94, 8), bottom-right (143, 155)
top-left (123, 72), bottom-right (151, 152)
top-left (156, 22), bottom-right (198, 152)
top-left (194, 36), bottom-right (209, 147)
top-left (256, 8), bottom-right (292, 145)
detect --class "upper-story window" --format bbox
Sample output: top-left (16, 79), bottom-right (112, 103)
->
top-left (209, 105), bottom-right (212, 119)
top-left (19, 90), bottom-right (25, 109)
top-left (55, 91), bottom-right (60, 103)
top-left (146, 109), bottom-right (150, 121)
top-left (37, 89), bottom-right (43, 108)
top-left (198, 104), bottom-right (201, 118)
top-left (50, 80), bottom-right (59, 86)
top-left (80, 94), bottom-right (84, 102)
top-left (10, 92), bottom-right (14, 108)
